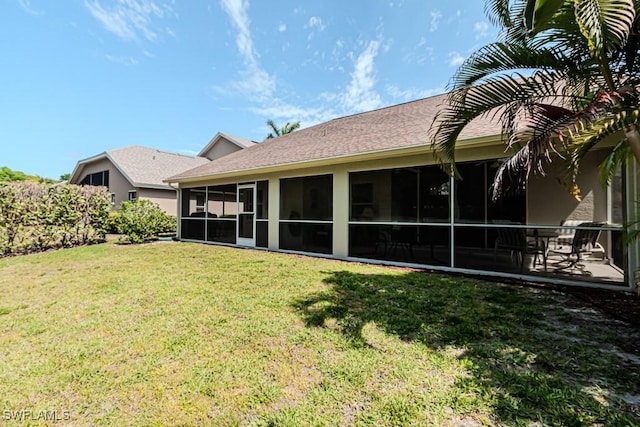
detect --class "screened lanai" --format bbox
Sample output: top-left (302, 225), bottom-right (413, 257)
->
top-left (176, 150), bottom-right (627, 288)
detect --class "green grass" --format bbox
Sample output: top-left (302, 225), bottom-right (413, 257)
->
top-left (0, 242), bottom-right (638, 426)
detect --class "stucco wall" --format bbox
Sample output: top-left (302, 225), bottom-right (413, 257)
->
top-left (72, 158), bottom-right (134, 208)
top-left (200, 138), bottom-right (244, 161)
top-left (527, 150), bottom-right (609, 225)
top-left (138, 188), bottom-right (178, 215)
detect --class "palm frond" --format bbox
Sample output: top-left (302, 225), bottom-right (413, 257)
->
top-left (598, 139), bottom-right (632, 186)
top-left (485, 0), bottom-right (514, 28)
top-left (266, 119), bottom-right (280, 139)
top-left (524, 0), bottom-right (566, 33)
top-left (574, 0), bottom-right (635, 57)
top-left (489, 85), bottom-right (639, 199)
top-left (449, 42), bottom-right (577, 89)
top-left (283, 121), bottom-right (301, 134)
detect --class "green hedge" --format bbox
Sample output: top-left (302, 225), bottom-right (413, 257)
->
top-left (0, 182), bottom-right (110, 255)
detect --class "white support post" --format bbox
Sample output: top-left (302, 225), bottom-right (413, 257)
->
top-left (333, 170), bottom-right (349, 258)
top-left (626, 160), bottom-right (640, 293)
top-left (268, 178), bottom-right (280, 250)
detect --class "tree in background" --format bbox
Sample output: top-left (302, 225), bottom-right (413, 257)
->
top-left (431, 0), bottom-right (640, 200)
top-left (0, 166), bottom-right (58, 183)
top-left (0, 166), bottom-right (28, 182)
top-left (265, 120), bottom-right (301, 139)
top-left (60, 173), bottom-right (71, 181)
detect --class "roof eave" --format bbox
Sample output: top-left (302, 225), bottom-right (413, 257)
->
top-left (69, 152), bottom-right (109, 183)
top-left (166, 134), bottom-right (502, 185)
top-left (131, 183), bottom-right (173, 190)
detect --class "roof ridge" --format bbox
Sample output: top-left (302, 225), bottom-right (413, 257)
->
top-left (108, 145), bottom-right (205, 159)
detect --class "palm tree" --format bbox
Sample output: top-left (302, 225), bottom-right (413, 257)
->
top-left (265, 120), bottom-right (301, 139)
top-left (430, 0), bottom-right (640, 200)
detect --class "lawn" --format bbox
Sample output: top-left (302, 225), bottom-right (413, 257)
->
top-left (0, 242), bottom-right (638, 426)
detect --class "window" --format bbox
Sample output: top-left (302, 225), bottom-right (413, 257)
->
top-left (80, 170), bottom-right (109, 188)
top-left (196, 194), bottom-right (205, 213)
top-left (128, 191), bottom-right (138, 201)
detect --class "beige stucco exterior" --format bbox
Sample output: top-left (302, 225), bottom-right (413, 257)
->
top-left (137, 188), bottom-right (179, 215)
top-left (73, 158), bottom-right (134, 208)
top-left (200, 138), bottom-right (246, 161)
top-left (72, 157), bottom-right (180, 215)
top-left (527, 151), bottom-right (609, 225)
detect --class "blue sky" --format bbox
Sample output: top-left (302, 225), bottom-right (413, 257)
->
top-left (1, 0), bottom-right (498, 179)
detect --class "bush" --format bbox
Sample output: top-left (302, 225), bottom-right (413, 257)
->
top-left (116, 200), bottom-right (176, 243)
top-left (106, 211), bottom-right (122, 234)
top-left (0, 182), bottom-right (110, 255)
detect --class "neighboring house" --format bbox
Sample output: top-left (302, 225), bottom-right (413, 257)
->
top-left (70, 133), bottom-right (255, 215)
top-left (198, 132), bottom-right (256, 160)
top-left (166, 95), bottom-right (639, 291)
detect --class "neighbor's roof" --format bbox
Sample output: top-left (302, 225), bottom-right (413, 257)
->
top-left (70, 145), bottom-right (210, 189)
top-left (197, 132), bottom-right (256, 157)
top-left (167, 93), bottom-right (501, 182)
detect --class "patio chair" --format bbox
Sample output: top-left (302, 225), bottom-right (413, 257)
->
top-left (554, 219), bottom-right (582, 248)
top-left (494, 227), bottom-right (547, 272)
top-left (550, 222), bottom-right (605, 268)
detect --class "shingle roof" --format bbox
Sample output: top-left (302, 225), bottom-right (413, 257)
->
top-left (72, 146), bottom-right (210, 189)
top-left (168, 93), bottom-right (501, 182)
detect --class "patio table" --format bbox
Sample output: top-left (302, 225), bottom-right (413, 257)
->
top-left (526, 228), bottom-right (559, 267)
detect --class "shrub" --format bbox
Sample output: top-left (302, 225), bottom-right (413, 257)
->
top-left (106, 211), bottom-right (122, 234)
top-left (116, 200), bottom-right (175, 243)
top-left (157, 213), bottom-right (177, 235)
top-left (0, 182), bottom-right (110, 255)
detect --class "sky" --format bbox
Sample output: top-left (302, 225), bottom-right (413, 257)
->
top-left (1, 0), bottom-right (498, 179)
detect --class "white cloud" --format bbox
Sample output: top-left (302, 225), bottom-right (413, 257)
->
top-left (404, 37), bottom-right (433, 65)
top-left (341, 40), bottom-right (383, 112)
top-left (429, 10), bottom-right (442, 32)
top-left (250, 39), bottom-right (389, 130)
top-left (220, 0), bottom-right (275, 100)
top-left (250, 101), bottom-right (334, 128)
top-left (17, 0), bottom-right (43, 16)
top-left (306, 16), bottom-right (326, 41)
top-left (448, 51), bottom-right (465, 67)
top-left (386, 84), bottom-right (444, 101)
top-left (388, 0), bottom-right (405, 7)
top-left (473, 21), bottom-right (490, 39)
top-left (307, 16), bottom-right (325, 32)
top-left (84, 0), bottom-right (172, 41)
top-left (278, 23), bottom-right (286, 32)
top-left (105, 54), bottom-right (139, 66)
